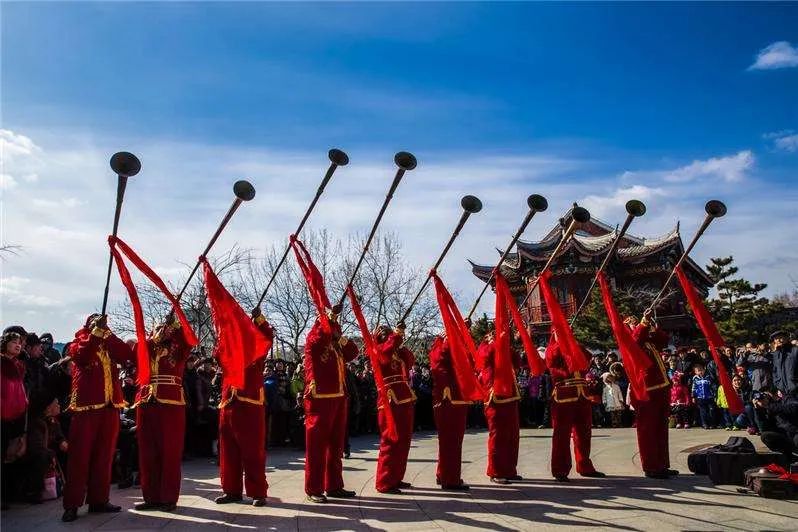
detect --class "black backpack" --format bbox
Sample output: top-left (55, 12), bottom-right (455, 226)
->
top-left (687, 437), bottom-right (756, 475)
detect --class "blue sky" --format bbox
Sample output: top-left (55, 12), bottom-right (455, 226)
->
top-left (2, 2), bottom-right (797, 339)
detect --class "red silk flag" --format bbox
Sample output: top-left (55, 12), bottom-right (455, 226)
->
top-left (202, 258), bottom-right (271, 389)
top-left (430, 272), bottom-right (483, 401)
top-left (675, 266), bottom-right (744, 415)
top-left (596, 272), bottom-right (651, 401)
top-left (290, 235), bottom-right (333, 333)
top-left (539, 270), bottom-right (590, 373)
top-left (494, 272), bottom-right (546, 377)
top-left (492, 272), bottom-right (519, 397)
top-left (345, 285), bottom-right (397, 440)
top-left (108, 236), bottom-right (198, 385)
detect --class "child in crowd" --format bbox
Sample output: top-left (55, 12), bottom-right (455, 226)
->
top-left (691, 363), bottom-right (715, 429)
top-left (601, 372), bottom-right (625, 428)
top-left (669, 371), bottom-right (692, 428)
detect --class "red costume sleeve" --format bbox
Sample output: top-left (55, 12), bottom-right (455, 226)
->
top-left (376, 333), bottom-right (404, 365)
top-left (400, 346), bottom-right (415, 379)
top-left (105, 331), bottom-right (134, 365)
top-left (68, 328), bottom-right (100, 365)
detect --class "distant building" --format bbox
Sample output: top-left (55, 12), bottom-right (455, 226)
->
top-left (470, 208), bottom-right (715, 345)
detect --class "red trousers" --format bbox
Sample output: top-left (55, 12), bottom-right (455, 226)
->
top-left (434, 402), bottom-right (468, 486)
top-left (304, 397), bottom-right (347, 496)
top-left (63, 408), bottom-right (119, 509)
top-left (550, 397), bottom-right (597, 477)
top-left (632, 387), bottom-right (671, 473)
top-left (137, 403), bottom-right (185, 504)
top-left (219, 401), bottom-right (267, 498)
top-left (484, 400), bottom-right (519, 478)
top-left (376, 401), bottom-right (414, 492)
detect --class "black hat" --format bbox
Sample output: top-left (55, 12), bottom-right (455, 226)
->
top-left (3, 325), bottom-right (27, 337)
top-left (40, 333), bottom-right (54, 343)
top-left (769, 330), bottom-right (788, 341)
top-left (26, 332), bottom-right (42, 346)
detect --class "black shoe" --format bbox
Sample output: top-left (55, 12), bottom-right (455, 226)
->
top-left (554, 475), bottom-right (570, 482)
top-left (508, 475), bottom-right (523, 481)
top-left (580, 471), bottom-right (606, 478)
top-left (645, 470), bottom-right (669, 479)
top-left (490, 477), bottom-right (510, 485)
top-left (215, 494), bottom-right (243, 504)
top-left (62, 508), bottom-right (78, 522)
top-left (343, 452), bottom-right (351, 459)
top-left (307, 494), bottom-right (328, 503)
top-left (442, 483), bottom-right (470, 491)
top-left (161, 503), bottom-right (177, 512)
top-left (252, 498), bottom-right (267, 507)
top-left (435, 477), bottom-right (441, 486)
top-left (666, 469), bottom-right (680, 476)
top-left (397, 481), bottom-right (412, 489)
top-left (326, 488), bottom-right (356, 498)
top-left (378, 487), bottom-right (402, 494)
top-left (88, 503), bottom-right (121, 513)
top-left (134, 502), bottom-right (162, 511)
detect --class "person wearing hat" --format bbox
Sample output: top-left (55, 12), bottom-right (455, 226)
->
top-left (302, 305), bottom-right (359, 503)
top-left (373, 322), bottom-right (416, 494)
top-left (628, 311), bottom-right (678, 479)
top-left (61, 314), bottom-right (134, 522)
top-left (133, 315), bottom-right (194, 512)
top-left (39, 333), bottom-right (61, 365)
top-left (214, 308), bottom-right (274, 507)
top-left (770, 330), bottom-right (798, 396)
top-left (23, 332), bottom-right (50, 398)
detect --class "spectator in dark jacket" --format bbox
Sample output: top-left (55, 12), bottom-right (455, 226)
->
top-left (39, 333), bottom-right (62, 365)
top-left (756, 389), bottom-right (798, 462)
top-left (23, 392), bottom-right (65, 503)
top-left (23, 333), bottom-right (49, 397)
top-left (742, 346), bottom-right (773, 392)
top-left (770, 331), bottom-right (798, 396)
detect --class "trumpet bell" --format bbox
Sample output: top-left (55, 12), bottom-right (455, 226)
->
top-left (571, 206), bottom-right (591, 223)
top-left (705, 200), bottom-right (727, 218)
top-left (527, 194), bottom-right (548, 212)
top-left (110, 152), bottom-right (141, 178)
top-left (625, 199), bottom-right (647, 217)
top-left (394, 151), bottom-right (417, 171)
top-left (328, 148), bottom-right (350, 167)
top-left (461, 195), bottom-right (483, 214)
top-left (234, 180), bottom-right (256, 201)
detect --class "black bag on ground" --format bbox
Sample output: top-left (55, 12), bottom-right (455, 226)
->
top-left (744, 467), bottom-right (796, 499)
top-left (708, 451), bottom-right (787, 485)
top-left (687, 436), bottom-right (756, 475)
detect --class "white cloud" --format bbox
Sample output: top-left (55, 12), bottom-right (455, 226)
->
top-left (748, 41), bottom-right (798, 70)
top-left (764, 130), bottom-right (798, 153)
top-left (663, 151), bottom-right (754, 183)
top-left (580, 185), bottom-right (667, 220)
top-left (0, 173), bottom-right (18, 189)
top-left (1, 127), bottom-right (794, 340)
top-left (0, 129), bottom-right (41, 159)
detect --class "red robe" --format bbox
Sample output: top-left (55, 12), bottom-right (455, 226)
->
top-left (630, 321), bottom-right (671, 474)
top-left (546, 341), bottom-right (600, 478)
top-left (135, 321), bottom-right (191, 505)
top-left (217, 316), bottom-right (273, 499)
top-left (476, 339), bottom-right (520, 479)
top-left (303, 319), bottom-right (358, 496)
top-left (63, 325), bottom-right (134, 510)
top-left (375, 332), bottom-right (416, 492)
top-left (430, 336), bottom-right (470, 487)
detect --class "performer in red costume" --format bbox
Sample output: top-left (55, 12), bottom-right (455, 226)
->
top-left (546, 334), bottom-right (606, 482)
top-left (476, 330), bottom-right (522, 484)
top-left (215, 308), bottom-right (273, 506)
top-left (303, 306), bottom-right (359, 503)
top-left (134, 316), bottom-right (192, 512)
top-left (627, 312), bottom-right (678, 479)
top-left (429, 334), bottom-right (471, 490)
top-left (373, 324), bottom-right (416, 494)
top-left (62, 314), bottom-right (134, 522)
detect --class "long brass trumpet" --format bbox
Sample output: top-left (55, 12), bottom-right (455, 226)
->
top-left (465, 194), bottom-right (548, 321)
top-left (569, 199), bottom-right (647, 326)
top-left (100, 152), bottom-right (141, 314)
top-left (643, 200), bottom-right (727, 315)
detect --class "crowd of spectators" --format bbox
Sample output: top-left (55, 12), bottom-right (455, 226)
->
top-left (2, 322), bottom-right (796, 509)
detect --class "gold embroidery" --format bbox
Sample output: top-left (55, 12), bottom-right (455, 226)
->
top-left (220, 386), bottom-right (265, 408)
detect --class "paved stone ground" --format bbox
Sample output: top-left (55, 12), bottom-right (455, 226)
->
top-left (2, 428), bottom-right (797, 531)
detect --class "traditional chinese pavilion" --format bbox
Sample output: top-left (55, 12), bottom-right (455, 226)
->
top-left (470, 208), bottom-right (715, 345)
